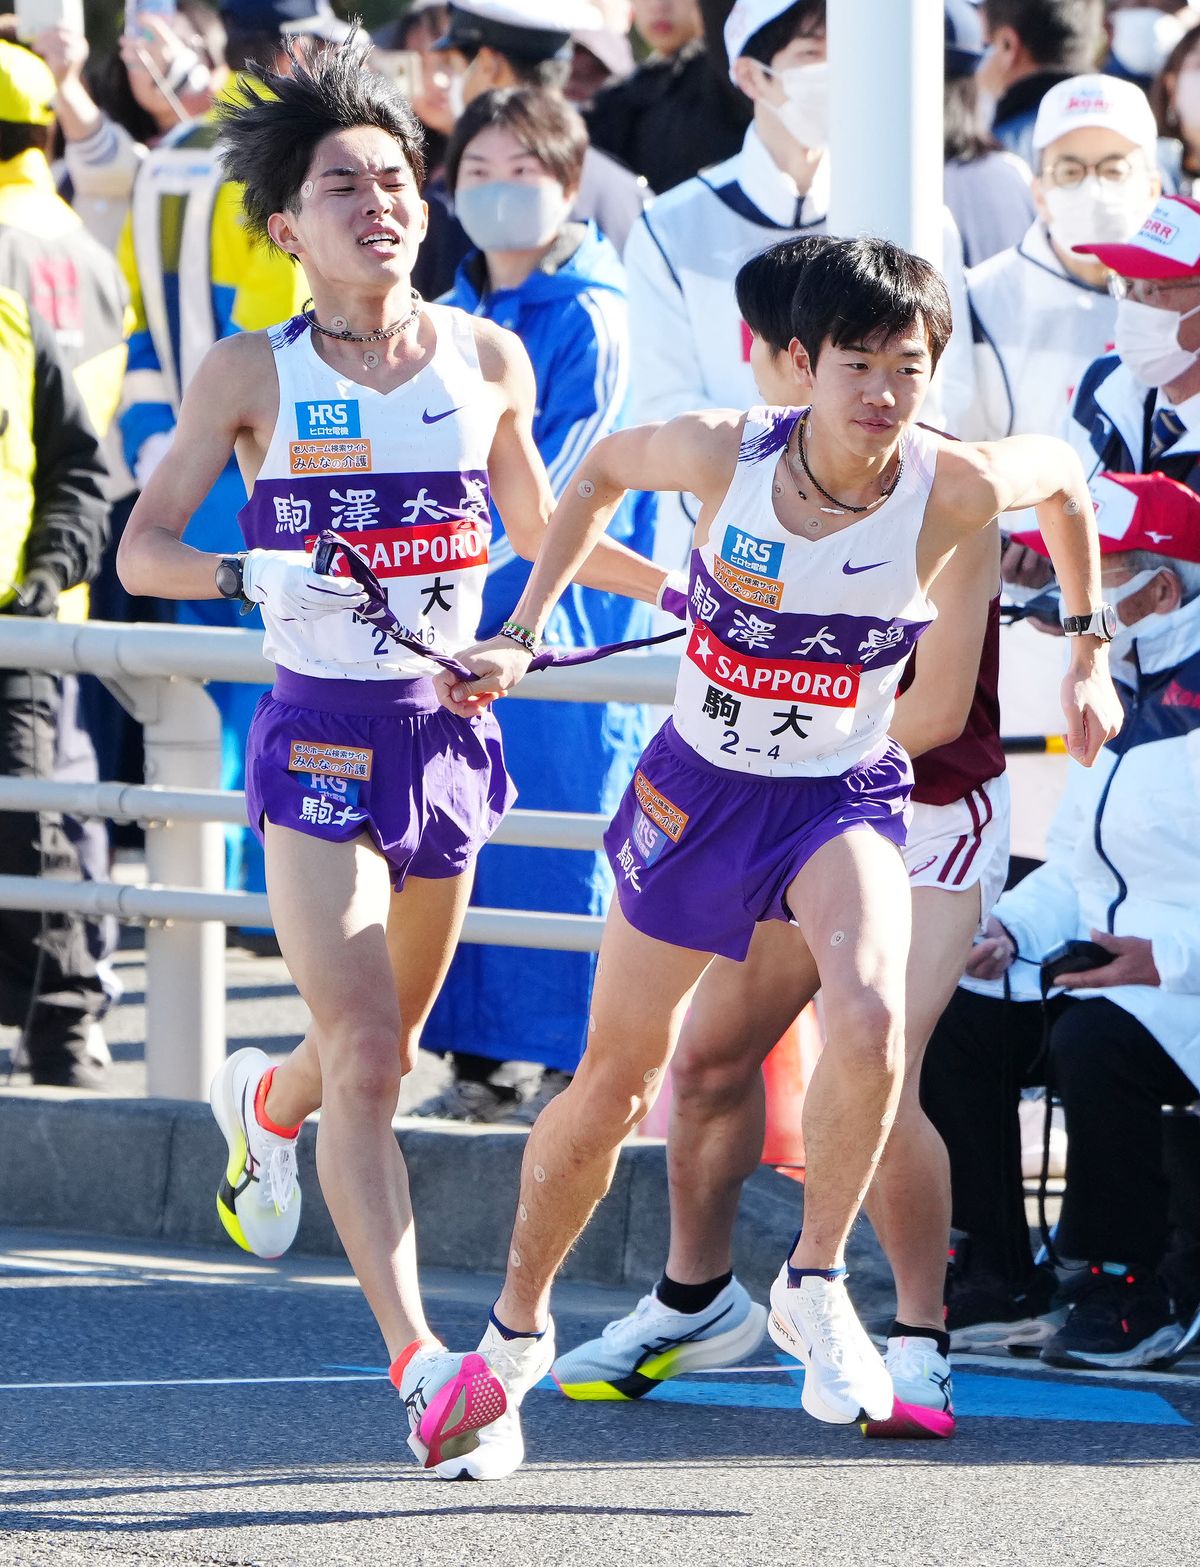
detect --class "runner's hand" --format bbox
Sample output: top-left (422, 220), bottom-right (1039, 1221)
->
top-left (434, 637), bottom-right (533, 714)
top-left (242, 550), bottom-right (367, 621)
top-left (1060, 650), bottom-right (1123, 766)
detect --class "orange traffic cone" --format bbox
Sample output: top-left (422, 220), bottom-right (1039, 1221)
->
top-left (761, 1002), bottom-right (824, 1179)
top-left (636, 1002), bottom-right (824, 1170)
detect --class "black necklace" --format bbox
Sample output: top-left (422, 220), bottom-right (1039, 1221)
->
top-left (303, 289), bottom-right (422, 367)
top-left (793, 416), bottom-right (904, 517)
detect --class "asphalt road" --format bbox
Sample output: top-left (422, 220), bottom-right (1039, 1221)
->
top-left (1, 1229), bottom-right (1197, 1567)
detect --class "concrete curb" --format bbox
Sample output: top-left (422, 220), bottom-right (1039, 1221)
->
top-left (0, 1094), bottom-right (895, 1314)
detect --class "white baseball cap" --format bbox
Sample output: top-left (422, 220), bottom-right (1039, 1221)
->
top-left (724, 0), bottom-right (816, 85)
top-left (1031, 73), bottom-right (1159, 160)
top-left (434, 0), bottom-right (602, 61)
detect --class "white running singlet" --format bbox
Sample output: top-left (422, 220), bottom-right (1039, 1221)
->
top-left (673, 407), bottom-right (938, 777)
top-left (237, 304), bottom-right (497, 680)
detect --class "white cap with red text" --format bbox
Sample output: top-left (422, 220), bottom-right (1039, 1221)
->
top-left (1031, 72), bottom-right (1158, 159)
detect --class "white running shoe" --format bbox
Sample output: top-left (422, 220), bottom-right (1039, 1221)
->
top-left (768, 1266), bottom-right (893, 1424)
top-left (862, 1335), bottom-right (956, 1439)
top-left (210, 1047), bottom-right (301, 1259)
top-left (399, 1346), bottom-right (508, 1471)
top-left (552, 1279), bottom-right (768, 1399)
top-left (433, 1319), bottom-right (556, 1481)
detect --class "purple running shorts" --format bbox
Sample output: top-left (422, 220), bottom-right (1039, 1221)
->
top-left (604, 719), bottom-right (912, 961)
top-left (245, 668), bottom-right (516, 889)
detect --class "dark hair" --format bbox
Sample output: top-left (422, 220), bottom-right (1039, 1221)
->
top-left (791, 236), bottom-right (954, 371)
top-left (943, 73), bottom-right (1000, 163)
top-left (741, 0), bottom-right (826, 68)
top-left (216, 29), bottom-right (427, 246)
top-left (0, 121), bottom-right (52, 158)
top-left (444, 86), bottom-right (586, 194)
top-left (1150, 21), bottom-right (1200, 136)
top-left (223, 27), bottom-right (290, 77)
top-left (735, 235), bottom-right (837, 354)
top-left (982, 0), bottom-right (1105, 71)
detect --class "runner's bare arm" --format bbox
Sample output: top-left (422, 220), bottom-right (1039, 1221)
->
top-left (435, 411), bottom-right (744, 711)
top-left (117, 334), bottom-right (268, 599)
top-left (928, 436), bottom-right (1121, 767)
top-left (476, 321), bottom-right (679, 604)
top-left (890, 522), bottom-right (999, 760)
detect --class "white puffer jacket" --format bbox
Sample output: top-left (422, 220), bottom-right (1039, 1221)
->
top-left (961, 594), bottom-right (1200, 1090)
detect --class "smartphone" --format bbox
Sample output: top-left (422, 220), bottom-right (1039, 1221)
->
top-left (14, 0), bottom-right (85, 41)
top-left (125, 0), bottom-right (178, 33)
top-left (369, 48), bottom-right (424, 104)
top-left (1040, 939), bottom-right (1112, 991)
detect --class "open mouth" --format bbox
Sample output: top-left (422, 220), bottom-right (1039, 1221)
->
top-left (358, 230), bottom-right (401, 249)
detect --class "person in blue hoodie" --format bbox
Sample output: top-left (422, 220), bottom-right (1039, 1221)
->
top-left (419, 85), bottom-right (658, 1120)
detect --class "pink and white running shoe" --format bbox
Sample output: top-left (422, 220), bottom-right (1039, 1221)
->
top-left (394, 1346), bottom-right (507, 1470)
top-left (862, 1335), bottom-right (956, 1439)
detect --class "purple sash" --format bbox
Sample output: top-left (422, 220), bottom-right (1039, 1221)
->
top-left (312, 530), bottom-right (684, 683)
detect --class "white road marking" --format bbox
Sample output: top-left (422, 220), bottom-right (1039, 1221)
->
top-left (0, 1373), bottom-right (386, 1392)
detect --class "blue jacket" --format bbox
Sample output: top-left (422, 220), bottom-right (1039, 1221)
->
top-left (425, 223), bottom-right (657, 1072)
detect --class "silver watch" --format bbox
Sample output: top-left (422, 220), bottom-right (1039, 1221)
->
top-left (1061, 604), bottom-right (1118, 641)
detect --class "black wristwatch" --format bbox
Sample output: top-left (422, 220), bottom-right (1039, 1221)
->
top-left (214, 553), bottom-right (250, 611)
top-left (1062, 604), bottom-right (1118, 641)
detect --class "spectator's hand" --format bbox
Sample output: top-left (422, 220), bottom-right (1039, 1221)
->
top-left (433, 637), bottom-right (532, 713)
top-left (120, 15), bottom-right (206, 101)
top-left (12, 569), bottom-right (61, 619)
top-left (35, 25), bottom-right (89, 85)
top-left (242, 550), bottom-right (368, 621)
top-left (1001, 538), bottom-right (1054, 591)
top-left (965, 916), bottom-right (1018, 980)
top-left (1055, 929), bottom-right (1161, 989)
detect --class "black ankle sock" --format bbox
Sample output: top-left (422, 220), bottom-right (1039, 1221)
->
top-left (656, 1270), bottom-right (733, 1315)
top-left (890, 1318), bottom-right (950, 1359)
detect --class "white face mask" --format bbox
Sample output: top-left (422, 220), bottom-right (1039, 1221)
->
top-left (1042, 176), bottom-right (1151, 256)
top-left (454, 179), bottom-right (570, 253)
top-left (1110, 8), bottom-right (1179, 80)
top-left (1115, 294), bottom-right (1200, 385)
top-left (1175, 68), bottom-right (1200, 134)
top-left (759, 60), bottom-right (829, 150)
top-left (1104, 567), bottom-right (1165, 662)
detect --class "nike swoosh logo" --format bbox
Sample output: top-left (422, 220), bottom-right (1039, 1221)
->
top-left (842, 559), bottom-right (890, 575)
top-left (422, 406), bottom-right (462, 424)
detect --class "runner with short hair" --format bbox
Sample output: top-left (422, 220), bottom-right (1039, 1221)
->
top-left (115, 31), bottom-right (671, 1473)
top-left (553, 237), bottom-right (1011, 1439)
top-left (434, 234), bottom-right (1122, 1474)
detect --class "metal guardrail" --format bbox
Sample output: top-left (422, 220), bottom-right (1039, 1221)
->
top-left (0, 618), bottom-right (1062, 1098)
top-left (0, 619), bottom-right (676, 1099)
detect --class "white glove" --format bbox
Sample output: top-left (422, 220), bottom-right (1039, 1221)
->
top-left (134, 430), bottom-right (174, 489)
top-left (242, 549), bottom-right (367, 621)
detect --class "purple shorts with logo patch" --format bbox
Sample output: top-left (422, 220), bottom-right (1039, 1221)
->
top-left (604, 720), bottom-right (912, 961)
top-left (245, 668), bottom-right (516, 889)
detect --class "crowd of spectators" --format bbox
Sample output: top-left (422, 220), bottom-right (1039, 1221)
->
top-left (0, 0), bottom-right (1197, 1366)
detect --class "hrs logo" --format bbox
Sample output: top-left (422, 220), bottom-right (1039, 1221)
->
top-left (295, 400), bottom-right (362, 439)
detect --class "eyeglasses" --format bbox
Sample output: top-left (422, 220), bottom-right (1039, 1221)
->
top-left (1042, 155), bottom-right (1142, 188)
top-left (1108, 274), bottom-right (1200, 301)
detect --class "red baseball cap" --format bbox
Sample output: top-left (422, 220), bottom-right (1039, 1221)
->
top-left (1010, 470), bottom-right (1200, 563)
top-left (1074, 195), bottom-right (1200, 279)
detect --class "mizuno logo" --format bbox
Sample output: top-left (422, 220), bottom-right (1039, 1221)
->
top-left (842, 559), bottom-right (890, 575)
top-left (422, 406), bottom-right (462, 424)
